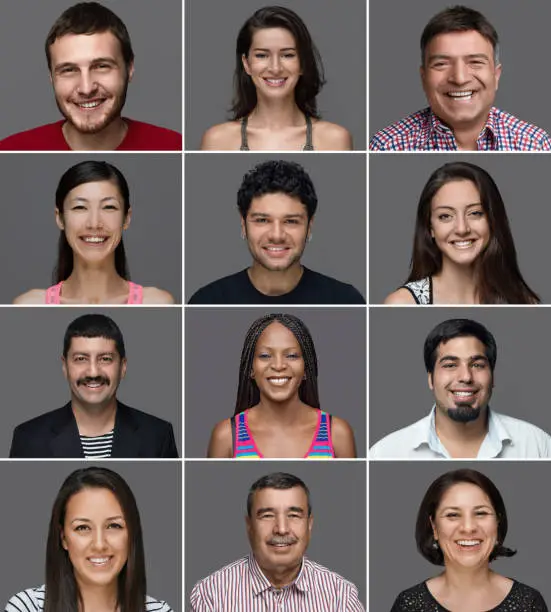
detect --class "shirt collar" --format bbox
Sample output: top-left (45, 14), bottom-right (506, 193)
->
top-left (248, 553), bottom-right (308, 595)
top-left (418, 406), bottom-right (512, 458)
top-left (428, 106), bottom-right (497, 139)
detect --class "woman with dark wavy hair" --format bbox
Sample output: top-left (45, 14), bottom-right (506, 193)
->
top-left (207, 313), bottom-right (356, 458)
top-left (5, 467), bottom-right (173, 612)
top-left (13, 161), bottom-right (174, 304)
top-left (385, 162), bottom-right (539, 305)
top-left (201, 6), bottom-right (351, 151)
top-left (391, 469), bottom-right (547, 611)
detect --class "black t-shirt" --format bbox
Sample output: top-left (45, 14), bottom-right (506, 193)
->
top-left (188, 268), bottom-right (365, 304)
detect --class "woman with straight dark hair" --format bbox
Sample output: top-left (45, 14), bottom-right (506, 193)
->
top-left (5, 467), bottom-right (173, 612)
top-left (13, 161), bottom-right (174, 304)
top-left (385, 162), bottom-right (539, 305)
top-left (391, 469), bottom-right (547, 611)
top-left (201, 6), bottom-right (352, 151)
top-left (207, 313), bottom-right (356, 458)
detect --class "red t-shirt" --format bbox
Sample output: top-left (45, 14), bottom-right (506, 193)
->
top-left (0, 118), bottom-right (182, 151)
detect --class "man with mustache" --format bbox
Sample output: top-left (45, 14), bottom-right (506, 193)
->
top-left (0, 2), bottom-right (181, 151)
top-left (9, 314), bottom-right (178, 458)
top-left (371, 318), bottom-right (551, 458)
top-left (190, 472), bottom-right (365, 611)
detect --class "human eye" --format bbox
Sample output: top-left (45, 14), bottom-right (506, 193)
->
top-left (58, 66), bottom-right (78, 75)
top-left (71, 204), bottom-right (86, 211)
top-left (437, 213), bottom-right (452, 222)
top-left (444, 511), bottom-right (460, 519)
top-left (107, 521), bottom-right (124, 529)
top-left (286, 352), bottom-right (301, 359)
top-left (259, 512), bottom-right (275, 520)
top-left (431, 60), bottom-right (448, 70)
top-left (253, 217), bottom-right (269, 224)
top-left (285, 219), bottom-right (300, 225)
top-left (257, 351), bottom-right (271, 359)
top-left (73, 355), bottom-right (87, 363)
top-left (74, 524), bottom-right (90, 532)
top-left (282, 52), bottom-right (297, 59)
top-left (469, 209), bottom-right (485, 218)
top-left (254, 52), bottom-right (268, 60)
top-left (472, 361), bottom-right (487, 369)
top-left (441, 362), bottom-right (456, 369)
top-left (99, 355), bottom-right (114, 364)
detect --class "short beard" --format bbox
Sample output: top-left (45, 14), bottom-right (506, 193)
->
top-left (447, 404), bottom-right (481, 423)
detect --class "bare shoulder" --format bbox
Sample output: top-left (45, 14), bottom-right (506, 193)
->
top-left (207, 418), bottom-right (233, 458)
top-left (13, 289), bottom-right (46, 304)
top-left (313, 120), bottom-right (353, 150)
top-left (200, 121), bottom-right (242, 151)
top-left (142, 286), bottom-right (175, 304)
top-left (384, 287), bottom-right (415, 305)
top-left (331, 415), bottom-right (357, 458)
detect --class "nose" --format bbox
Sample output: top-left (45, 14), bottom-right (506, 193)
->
top-left (85, 208), bottom-right (103, 229)
top-left (77, 69), bottom-right (98, 96)
top-left (268, 220), bottom-right (285, 242)
top-left (270, 353), bottom-right (286, 371)
top-left (457, 362), bottom-right (473, 384)
top-left (273, 514), bottom-right (290, 535)
top-left (268, 54), bottom-right (283, 73)
top-left (92, 528), bottom-right (108, 551)
top-left (454, 213), bottom-right (471, 235)
top-left (448, 60), bottom-right (470, 85)
top-left (87, 359), bottom-right (100, 377)
top-left (459, 514), bottom-right (476, 533)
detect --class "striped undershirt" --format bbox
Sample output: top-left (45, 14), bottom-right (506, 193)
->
top-left (5, 585), bottom-right (173, 612)
top-left (190, 553), bottom-right (365, 611)
top-left (80, 429), bottom-right (114, 458)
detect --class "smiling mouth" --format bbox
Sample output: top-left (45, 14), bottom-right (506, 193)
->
top-left (267, 376), bottom-right (291, 386)
top-left (446, 90), bottom-right (474, 101)
top-left (263, 246), bottom-right (290, 257)
top-left (456, 539), bottom-right (482, 550)
top-left (88, 556), bottom-right (113, 566)
top-left (81, 236), bottom-right (108, 244)
top-left (74, 99), bottom-right (107, 110)
top-left (263, 78), bottom-right (287, 87)
top-left (450, 239), bottom-right (476, 249)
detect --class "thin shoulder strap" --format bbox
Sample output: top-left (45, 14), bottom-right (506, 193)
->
top-left (230, 415), bottom-right (237, 457)
top-left (303, 115), bottom-right (314, 150)
top-left (240, 117), bottom-right (249, 151)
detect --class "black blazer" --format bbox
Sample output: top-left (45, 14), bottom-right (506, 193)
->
top-left (9, 401), bottom-right (179, 458)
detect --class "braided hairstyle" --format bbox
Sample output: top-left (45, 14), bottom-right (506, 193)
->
top-left (234, 313), bottom-right (319, 415)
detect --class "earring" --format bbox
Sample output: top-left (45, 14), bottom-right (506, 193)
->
top-left (307, 234), bottom-right (312, 243)
top-left (241, 233), bottom-right (246, 240)
top-left (432, 539), bottom-right (439, 549)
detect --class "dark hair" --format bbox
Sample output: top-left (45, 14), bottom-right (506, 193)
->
top-left (54, 160), bottom-right (131, 284)
top-left (247, 472), bottom-right (312, 517)
top-left (406, 162), bottom-right (540, 304)
top-left (44, 467), bottom-right (146, 612)
top-left (234, 313), bottom-right (319, 414)
top-left (46, 2), bottom-right (134, 71)
top-left (421, 5), bottom-right (499, 65)
top-left (424, 318), bottom-right (496, 374)
top-left (416, 469), bottom-right (516, 565)
top-left (63, 313), bottom-right (126, 359)
top-left (237, 160), bottom-right (317, 221)
top-left (232, 6), bottom-right (325, 120)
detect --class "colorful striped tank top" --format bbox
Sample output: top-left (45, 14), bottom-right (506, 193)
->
top-left (232, 409), bottom-right (335, 459)
top-left (45, 281), bottom-right (144, 304)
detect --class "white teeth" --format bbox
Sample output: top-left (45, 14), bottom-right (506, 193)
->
top-left (79, 101), bottom-right (101, 108)
top-left (448, 91), bottom-right (473, 99)
top-left (269, 377), bottom-right (290, 385)
top-left (453, 240), bottom-right (474, 248)
top-left (86, 382), bottom-right (102, 387)
top-left (265, 78), bottom-right (285, 85)
top-left (89, 557), bottom-right (110, 564)
top-left (266, 247), bottom-right (286, 251)
top-left (453, 391), bottom-right (474, 397)
top-left (83, 236), bottom-right (107, 243)
top-left (457, 540), bottom-right (481, 546)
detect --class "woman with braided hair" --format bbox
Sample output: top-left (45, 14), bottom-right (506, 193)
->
top-left (207, 313), bottom-right (357, 458)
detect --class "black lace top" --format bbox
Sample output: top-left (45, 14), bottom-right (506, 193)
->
top-left (390, 580), bottom-right (548, 612)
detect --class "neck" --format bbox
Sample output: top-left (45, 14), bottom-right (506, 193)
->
top-left (451, 117), bottom-right (488, 151)
top-left (62, 117), bottom-right (128, 151)
top-left (255, 555), bottom-right (303, 589)
top-left (248, 263), bottom-right (304, 296)
top-left (435, 407), bottom-right (488, 458)
top-left (248, 99), bottom-right (304, 129)
top-left (434, 262), bottom-right (480, 303)
top-left (72, 397), bottom-right (118, 436)
top-left (77, 581), bottom-right (118, 612)
top-left (441, 564), bottom-right (493, 591)
top-left (63, 261), bottom-right (127, 303)
top-left (254, 397), bottom-right (310, 425)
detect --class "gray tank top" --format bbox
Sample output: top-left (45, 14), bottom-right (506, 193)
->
top-left (240, 115), bottom-right (314, 151)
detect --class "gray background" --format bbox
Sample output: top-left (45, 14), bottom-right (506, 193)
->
top-left (185, 461), bottom-right (366, 606)
top-left (370, 0), bottom-right (551, 138)
top-left (185, 307), bottom-right (366, 457)
top-left (371, 461), bottom-right (551, 610)
top-left (369, 307), bottom-right (551, 446)
top-left (369, 154), bottom-right (550, 304)
top-left (185, 153), bottom-right (366, 301)
top-left (185, 0), bottom-right (366, 150)
top-left (0, 153), bottom-right (181, 303)
top-left (1, 307), bottom-right (181, 457)
top-left (1, 461), bottom-right (181, 611)
top-left (0, 0), bottom-right (182, 138)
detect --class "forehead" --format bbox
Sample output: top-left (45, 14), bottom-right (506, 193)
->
top-left (248, 193), bottom-right (307, 218)
top-left (425, 30), bottom-right (494, 60)
top-left (65, 487), bottom-right (123, 518)
top-left (436, 336), bottom-right (486, 360)
top-left (65, 180), bottom-right (122, 202)
top-left (50, 31), bottom-right (123, 67)
top-left (431, 180), bottom-right (481, 209)
top-left (251, 486), bottom-right (308, 511)
top-left (250, 27), bottom-right (297, 50)
top-left (437, 482), bottom-right (493, 509)
top-left (68, 336), bottom-right (118, 355)
top-left (257, 321), bottom-right (299, 348)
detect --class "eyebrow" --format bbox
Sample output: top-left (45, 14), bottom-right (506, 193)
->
top-left (72, 351), bottom-right (117, 357)
top-left (433, 202), bottom-right (483, 211)
top-left (248, 212), bottom-right (306, 219)
top-left (440, 504), bottom-right (493, 512)
top-left (255, 506), bottom-right (306, 515)
top-left (71, 515), bottom-right (124, 523)
top-left (438, 354), bottom-right (488, 364)
top-left (252, 47), bottom-right (296, 52)
top-left (70, 196), bottom-right (120, 203)
top-left (257, 345), bottom-right (300, 351)
top-left (428, 52), bottom-right (490, 62)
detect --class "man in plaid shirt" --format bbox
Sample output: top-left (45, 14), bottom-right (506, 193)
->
top-left (370, 6), bottom-right (551, 151)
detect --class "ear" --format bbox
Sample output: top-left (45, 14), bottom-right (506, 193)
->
top-left (123, 206), bottom-right (132, 231)
top-left (430, 225), bottom-right (434, 239)
top-left (430, 516), bottom-right (438, 540)
top-left (61, 529), bottom-right (68, 550)
top-left (494, 63), bottom-right (502, 91)
top-left (242, 53), bottom-right (252, 76)
top-left (55, 208), bottom-right (65, 231)
top-left (419, 64), bottom-right (427, 92)
top-left (120, 357), bottom-right (127, 381)
top-left (127, 61), bottom-right (135, 83)
top-left (428, 371), bottom-right (434, 391)
top-left (306, 215), bottom-right (315, 240)
top-left (240, 216), bottom-right (247, 240)
top-left (245, 514), bottom-right (253, 539)
top-left (307, 514), bottom-right (314, 535)
top-left (62, 356), bottom-right (68, 380)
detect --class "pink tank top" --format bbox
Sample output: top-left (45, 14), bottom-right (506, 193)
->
top-left (45, 281), bottom-right (144, 304)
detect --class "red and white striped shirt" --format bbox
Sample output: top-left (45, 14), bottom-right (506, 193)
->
top-left (190, 554), bottom-right (365, 611)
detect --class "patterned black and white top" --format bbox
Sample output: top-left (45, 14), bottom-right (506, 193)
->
top-left (390, 580), bottom-right (548, 612)
top-left (80, 429), bottom-right (115, 458)
top-left (4, 586), bottom-right (174, 612)
top-left (401, 277), bottom-right (432, 305)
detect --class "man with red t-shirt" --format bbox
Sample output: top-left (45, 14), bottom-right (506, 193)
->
top-left (0, 2), bottom-right (181, 151)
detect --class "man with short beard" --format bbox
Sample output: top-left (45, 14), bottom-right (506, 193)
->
top-left (9, 314), bottom-right (178, 458)
top-left (371, 318), bottom-right (551, 458)
top-left (0, 2), bottom-right (181, 151)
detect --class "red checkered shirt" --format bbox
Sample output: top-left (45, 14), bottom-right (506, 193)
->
top-left (370, 106), bottom-right (551, 151)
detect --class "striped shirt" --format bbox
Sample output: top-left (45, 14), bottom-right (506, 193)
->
top-left (80, 429), bottom-right (114, 458)
top-left (190, 554), bottom-right (365, 611)
top-left (369, 106), bottom-right (551, 151)
top-left (4, 585), bottom-right (173, 612)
